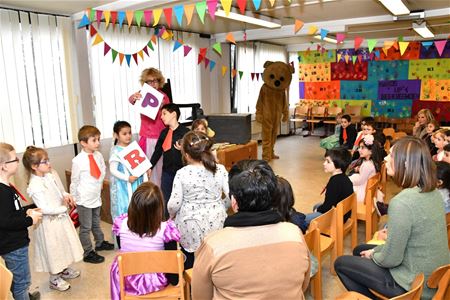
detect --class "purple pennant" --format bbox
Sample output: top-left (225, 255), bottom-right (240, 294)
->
top-left (204, 58), bottom-right (210, 68)
top-left (143, 46), bottom-right (149, 56)
top-left (104, 43), bottom-right (111, 56)
top-left (183, 45), bottom-right (192, 57)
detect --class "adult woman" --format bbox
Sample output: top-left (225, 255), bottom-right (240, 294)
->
top-left (334, 136), bottom-right (449, 299)
top-left (129, 68), bottom-right (170, 186)
top-left (413, 108), bottom-right (435, 139)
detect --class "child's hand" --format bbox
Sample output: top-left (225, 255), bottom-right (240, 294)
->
top-left (64, 194), bottom-right (76, 207)
top-left (174, 140), bottom-right (182, 151)
top-left (129, 92), bottom-right (142, 105)
top-left (360, 249), bottom-right (374, 259)
top-left (129, 176), bottom-right (138, 183)
top-left (27, 208), bottom-right (42, 224)
top-left (378, 228), bottom-right (388, 241)
top-left (354, 166), bottom-right (360, 173)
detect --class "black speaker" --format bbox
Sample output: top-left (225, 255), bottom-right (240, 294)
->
top-left (207, 114), bottom-right (251, 144)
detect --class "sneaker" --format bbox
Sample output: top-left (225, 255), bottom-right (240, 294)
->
top-left (95, 241), bottom-right (114, 251)
top-left (60, 267), bottom-right (81, 279)
top-left (29, 291), bottom-right (41, 300)
top-left (83, 251), bottom-right (105, 264)
top-left (49, 277), bottom-right (70, 292)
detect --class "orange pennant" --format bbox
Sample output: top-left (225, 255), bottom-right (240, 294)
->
top-left (138, 50), bottom-right (144, 60)
top-left (232, 69), bottom-right (237, 78)
top-left (119, 53), bottom-right (125, 65)
top-left (151, 35), bottom-right (157, 44)
top-left (221, 65), bottom-right (227, 76)
top-left (294, 19), bottom-right (304, 34)
top-left (226, 32), bottom-right (236, 44)
top-left (92, 34), bottom-right (103, 46)
top-left (344, 54), bottom-right (350, 64)
top-left (126, 11), bottom-right (134, 28)
top-left (269, 0), bottom-right (275, 6)
top-left (184, 4), bottom-right (195, 25)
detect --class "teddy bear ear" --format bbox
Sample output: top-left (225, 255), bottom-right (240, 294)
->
top-left (263, 61), bottom-right (273, 68)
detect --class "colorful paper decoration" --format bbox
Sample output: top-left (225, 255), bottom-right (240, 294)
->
top-left (299, 63), bottom-right (331, 82)
top-left (378, 80), bottom-right (421, 100)
top-left (207, 0), bottom-right (218, 20)
top-left (118, 11), bottom-right (125, 28)
top-left (226, 32), bottom-right (236, 44)
top-left (252, 0), bottom-right (262, 10)
top-left (221, 0), bottom-right (232, 15)
top-left (307, 25), bottom-right (318, 35)
top-left (367, 61), bottom-right (409, 81)
top-left (398, 41), bottom-right (409, 56)
top-left (104, 11), bottom-right (111, 28)
top-left (340, 81), bottom-right (378, 101)
top-left (237, 0), bottom-right (247, 14)
top-left (354, 37), bottom-right (363, 50)
top-left (298, 50), bottom-right (335, 64)
top-left (294, 19), bottom-right (304, 34)
top-left (372, 100), bottom-right (412, 118)
top-left (96, 10), bottom-right (102, 27)
top-left (331, 62), bottom-right (368, 81)
top-left (377, 42), bottom-right (420, 61)
top-left (367, 39), bottom-right (377, 53)
top-left (183, 45), bottom-right (192, 56)
top-left (408, 59), bottom-right (450, 80)
top-left (184, 4), bottom-right (195, 25)
top-left (126, 10), bottom-right (134, 28)
top-left (336, 33), bottom-right (345, 44)
top-left (221, 65), bottom-right (227, 76)
top-left (163, 8), bottom-right (172, 27)
top-left (304, 81), bottom-right (340, 100)
top-left (434, 40), bottom-right (447, 57)
top-left (320, 28), bottom-right (329, 40)
top-left (174, 6), bottom-right (184, 26)
top-left (144, 10), bottom-right (152, 26)
top-left (420, 40), bottom-right (450, 58)
top-left (420, 79), bottom-right (450, 101)
top-left (153, 9), bottom-right (162, 25)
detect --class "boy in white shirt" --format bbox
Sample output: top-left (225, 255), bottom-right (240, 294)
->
top-left (70, 125), bottom-right (113, 264)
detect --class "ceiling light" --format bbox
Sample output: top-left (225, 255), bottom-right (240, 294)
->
top-left (379, 0), bottom-right (410, 16)
top-left (313, 35), bottom-right (338, 44)
top-left (215, 8), bottom-right (281, 29)
top-left (413, 21), bottom-right (435, 38)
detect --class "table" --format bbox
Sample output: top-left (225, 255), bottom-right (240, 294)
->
top-left (216, 140), bottom-right (258, 171)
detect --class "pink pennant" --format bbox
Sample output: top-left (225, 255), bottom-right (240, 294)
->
top-left (96, 10), bottom-right (103, 27)
top-left (204, 58), bottom-right (210, 68)
top-left (434, 40), bottom-right (447, 57)
top-left (144, 10), bottom-right (152, 26)
top-left (183, 45), bottom-right (192, 57)
top-left (104, 43), bottom-right (111, 56)
top-left (207, 0), bottom-right (218, 20)
top-left (336, 33), bottom-right (345, 43)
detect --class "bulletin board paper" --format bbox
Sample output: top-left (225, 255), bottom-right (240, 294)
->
top-left (367, 61), bottom-right (409, 81)
top-left (340, 81), bottom-right (378, 101)
top-left (298, 50), bottom-right (336, 64)
top-left (408, 59), bottom-right (450, 80)
top-left (420, 42), bottom-right (450, 59)
top-left (376, 42), bottom-right (420, 61)
top-left (378, 80), bottom-right (421, 100)
top-left (420, 79), bottom-right (450, 101)
top-left (304, 81), bottom-right (340, 100)
top-left (299, 63), bottom-right (331, 82)
top-left (371, 100), bottom-right (412, 118)
top-left (331, 61), bottom-right (368, 81)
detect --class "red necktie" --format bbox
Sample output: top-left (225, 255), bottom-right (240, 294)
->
top-left (10, 183), bottom-right (28, 202)
top-left (88, 154), bottom-right (101, 179)
top-left (354, 133), bottom-right (362, 146)
top-left (343, 128), bottom-right (348, 143)
top-left (162, 129), bottom-right (173, 152)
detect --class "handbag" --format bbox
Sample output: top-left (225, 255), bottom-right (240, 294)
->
top-left (69, 206), bottom-right (80, 228)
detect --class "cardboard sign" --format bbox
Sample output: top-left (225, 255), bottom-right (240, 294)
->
top-left (117, 141), bottom-right (152, 177)
top-left (137, 83), bottom-right (164, 120)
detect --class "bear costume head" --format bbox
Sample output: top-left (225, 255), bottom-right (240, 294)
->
top-left (262, 61), bottom-right (294, 90)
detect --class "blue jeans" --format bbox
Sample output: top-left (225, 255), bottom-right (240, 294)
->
top-left (305, 202), bottom-right (323, 225)
top-left (2, 246), bottom-right (31, 300)
top-left (161, 171), bottom-right (176, 220)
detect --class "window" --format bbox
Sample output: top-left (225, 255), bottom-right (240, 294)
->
top-left (0, 9), bottom-right (73, 152)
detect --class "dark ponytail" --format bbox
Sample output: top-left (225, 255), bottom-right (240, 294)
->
top-left (182, 131), bottom-right (217, 174)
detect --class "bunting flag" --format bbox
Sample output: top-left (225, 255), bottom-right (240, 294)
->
top-left (251, 73), bottom-right (255, 80)
top-left (118, 11), bottom-right (126, 28)
top-left (252, 0), bottom-right (262, 10)
top-left (104, 11), bottom-right (111, 28)
top-left (200, 48), bottom-right (208, 59)
top-left (184, 4), bottom-right (195, 25)
top-left (125, 54), bottom-right (131, 66)
top-left (421, 41), bottom-right (433, 49)
top-left (132, 53), bottom-right (138, 64)
top-left (198, 54), bottom-right (204, 64)
top-left (434, 40), bottom-right (447, 56)
top-left (153, 9), bottom-right (162, 25)
top-left (147, 40), bottom-right (154, 51)
top-left (163, 8), bottom-right (172, 27)
top-left (352, 55), bottom-right (357, 64)
top-left (111, 11), bottom-right (118, 28)
top-left (337, 53), bottom-right (342, 62)
top-left (135, 11), bottom-right (143, 27)
top-left (354, 36), bottom-right (364, 49)
top-left (151, 34), bottom-right (157, 45)
top-left (173, 40), bottom-right (183, 51)
top-left (336, 33), bottom-right (345, 43)
top-left (226, 32), bottom-right (236, 44)
top-left (183, 45), bottom-right (192, 56)
top-left (207, 0), bottom-right (218, 20)
top-left (174, 6), bottom-right (184, 26)
top-left (344, 54), bottom-right (350, 63)
top-left (357, 54), bottom-right (362, 63)
top-left (90, 25), bottom-right (97, 37)
top-left (221, 65), bottom-right (227, 76)
top-left (367, 39), bottom-right (377, 53)
top-left (269, 0), bottom-right (275, 6)
top-left (374, 50), bottom-right (380, 58)
top-left (209, 60), bottom-right (216, 71)
top-left (238, 71), bottom-right (244, 79)
top-left (256, 73), bottom-right (260, 80)
top-left (316, 44), bottom-right (321, 51)
top-left (138, 50), bottom-right (144, 60)
top-left (126, 11), bottom-right (134, 28)
top-left (104, 43), bottom-right (111, 55)
top-left (320, 28), bottom-right (329, 40)
top-left (294, 19), bottom-right (304, 34)
top-left (221, 0), bottom-right (232, 15)
top-left (89, 9), bottom-right (95, 22)
top-left (96, 10), bottom-right (102, 27)
top-left (112, 49), bottom-right (118, 63)
top-left (204, 58), bottom-right (210, 68)
top-left (144, 10), bottom-right (152, 26)
top-left (78, 14), bottom-right (90, 28)
top-left (119, 53), bottom-right (125, 65)
top-left (232, 69), bottom-right (237, 78)
top-left (196, 1), bottom-right (207, 24)
top-left (307, 25), bottom-right (318, 35)
top-left (399, 41), bottom-right (409, 56)
top-left (212, 42), bottom-right (222, 55)
top-left (143, 46), bottom-right (149, 56)
top-left (237, 0), bottom-right (247, 14)
top-left (392, 41), bottom-right (399, 50)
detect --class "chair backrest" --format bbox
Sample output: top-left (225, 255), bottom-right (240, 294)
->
top-left (379, 162), bottom-right (387, 195)
top-left (383, 128), bottom-right (395, 138)
top-left (391, 273), bottom-right (424, 300)
top-left (336, 193), bottom-right (357, 223)
top-left (118, 250), bottom-right (184, 299)
top-left (344, 105), bottom-right (362, 118)
top-left (365, 173), bottom-right (380, 206)
top-left (294, 105), bottom-right (310, 117)
top-left (326, 106), bottom-right (342, 117)
top-left (309, 208), bottom-right (337, 238)
top-left (0, 264), bottom-right (13, 300)
top-left (304, 227), bottom-right (320, 259)
top-left (311, 106), bottom-right (326, 117)
top-left (336, 193), bottom-right (357, 256)
top-left (427, 264), bottom-right (450, 300)
top-left (393, 131), bottom-right (407, 140)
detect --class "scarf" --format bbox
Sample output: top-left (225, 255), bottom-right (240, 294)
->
top-left (224, 210), bottom-right (283, 228)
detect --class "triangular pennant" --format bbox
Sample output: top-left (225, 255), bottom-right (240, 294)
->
top-left (119, 53), bottom-right (125, 65)
top-left (370, 52), bottom-right (375, 61)
top-left (89, 9), bottom-right (95, 22)
top-left (337, 53), bottom-right (342, 62)
top-left (104, 43), bottom-right (111, 56)
top-left (174, 6), bottom-right (184, 26)
top-left (352, 55), bottom-right (357, 64)
top-left (96, 10), bottom-right (102, 27)
top-left (344, 54), bottom-right (350, 64)
top-left (354, 36), bottom-right (364, 50)
top-left (308, 25), bottom-right (318, 35)
top-left (104, 11), bottom-right (111, 28)
top-left (232, 69), bottom-right (237, 78)
top-left (198, 54), bottom-right (204, 64)
top-left (151, 35), bottom-right (157, 45)
top-left (397, 36), bottom-right (403, 43)
top-left (161, 30), bottom-right (171, 40)
top-left (89, 25), bottom-right (97, 37)
top-left (336, 33), bottom-right (345, 44)
top-left (78, 14), bottom-right (90, 28)
top-left (384, 40), bottom-right (395, 50)
top-left (200, 47), bottom-right (208, 58)
top-left (147, 40), bottom-right (155, 51)
top-left (256, 73), bottom-right (260, 80)
top-left (321, 46), bottom-right (326, 54)
top-left (144, 10), bottom-right (152, 26)
top-left (210, 60), bottom-right (216, 71)
top-left (238, 71), bottom-right (244, 79)
top-left (226, 32), bottom-right (236, 44)
top-left (118, 11), bottom-right (126, 28)
top-left (237, 0), bottom-right (247, 14)
top-left (153, 9), bottom-right (162, 25)
top-left (184, 4), bottom-right (195, 25)
top-left (221, 65), bottom-right (227, 76)
top-left (367, 39), bottom-right (377, 53)
top-left (143, 46), bottom-right (149, 56)
top-left (132, 53), bottom-right (138, 65)
top-left (294, 19), bottom-right (304, 34)
top-left (138, 50), bottom-right (144, 60)
top-left (204, 58), bottom-right (210, 68)
top-left (434, 40), bottom-right (447, 56)
top-left (374, 50), bottom-right (380, 58)
top-left (126, 11), bottom-right (134, 28)
top-left (125, 54), bottom-right (132, 67)
top-left (207, 0), bottom-right (218, 20)
top-left (357, 54), bottom-right (362, 63)
top-left (135, 11), bottom-right (144, 27)
top-left (392, 41), bottom-right (399, 50)
top-left (163, 8), bottom-right (172, 28)
top-left (212, 42), bottom-right (222, 55)
top-left (183, 45), bottom-right (192, 56)
top-left (92, 34), bottom-right (103, 46)
top-left (399, 41), bottom-right (409, 56)
top-left (196, 1), bottom-right (207, 24)
top-left (328, 50), bottom-right (333, 58)
top-left (112, 49), bottom-right (118, 63)
top-left (156, 26), bottom-right (165, 37)
top-left (320, 28), bottom-right (329, 40)
top-left (252, 0), bottom-right (262, 10)
top-left (251, 73), bottom-right (255, 80)
top-left (221, 0), bottom-right (232, 15)
top-left (111, 11), bottom-right (117, 28)
top-left (421, 41), bottom-right (433, 50)
top-left (269, 0), bottom-right (275, 6)
top-left (173, 40), bottom-right (183, 52)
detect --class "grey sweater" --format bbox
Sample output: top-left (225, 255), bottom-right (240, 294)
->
top-left (373, 187), bottom-right (449, 300)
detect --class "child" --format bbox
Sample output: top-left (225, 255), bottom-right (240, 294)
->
top-left (436, 161), bottom-right (450, 214)
top-left (167, 131), bottom-right (229, 268)
top-left (192, 118), bottom-right (215, 138)
top-left (432, 129), bottom-right (448, 161)
top-left (70, 125), bottom-right (114, 264)
top-left (23, 146), bottom-right (83, 292)
top-left (110, 182), bottom-right (180, 300)
top-left (351, 120), bottom-right (378, 159)
top-left (348, 134), bottom-right (383, 203)
top-left (276, 177), bottom-right (307, 233)
top-left (320, 113), bottom-right (342, 150)
top-left (305, 147), bottom-right (353, 224)
top-left (0, 143), bottom-right (42, 300)
top-left (109, 121), bottom-right (146, 221)
top-left (424, 119), bottom-right (440, 156)
top-left (339, 114), bottom-right (357, 150)
top-left (149, 103), bottom-right (189, 218)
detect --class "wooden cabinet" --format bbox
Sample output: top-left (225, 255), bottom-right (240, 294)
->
top-left (216, 140), bottom-right (258, 171)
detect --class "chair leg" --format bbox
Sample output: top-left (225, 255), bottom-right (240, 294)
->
top-left (366, 217), bottom-right (372, 242)
top-left (351, 226), bottom-right (357, 251)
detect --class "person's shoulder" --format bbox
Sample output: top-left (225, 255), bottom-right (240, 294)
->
top-left (216, 164), bottom-right (227, 173)
top-left (72, 151), bottom-right (85, 163)
top-left (94, 150), bottom-right (105, 159)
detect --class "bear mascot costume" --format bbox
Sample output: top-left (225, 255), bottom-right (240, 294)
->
top-left (255, 61), bottom-right (294, 161)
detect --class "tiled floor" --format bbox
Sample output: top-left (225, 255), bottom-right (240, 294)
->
top-left (4, 134), bottom-right (399, 299)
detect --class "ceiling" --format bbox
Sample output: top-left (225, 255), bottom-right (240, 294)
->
top-left (1, 0), bottom-right (449, 47)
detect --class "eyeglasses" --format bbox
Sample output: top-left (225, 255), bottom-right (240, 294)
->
top-left (39, 159), bottom-right (50, 165)
top-left (5, 157), bottom-right (19, 164)
top-left (145, 79), bottom-right (159, 85)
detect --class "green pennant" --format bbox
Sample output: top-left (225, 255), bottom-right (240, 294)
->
top-left (134, 11), bottom-right (144, 27)
top-left (367, 39), bottom-right (377, 53)
top-left (147, 41), bottom-right (154, 51)
top-left (112, 49), bottom-right (118, 63)
top-left (89, 9), bottom-right (96, 22)
top-left (196, 1), bottom-right (207, 24)
top-left (212, 42), bottom-right (222, 55)
top-left (352, 55), bottom-right (357, 64)
top-left (238, 71), bottom-right (244, 79)
top-left (398, 36), bottom-right (404, 42)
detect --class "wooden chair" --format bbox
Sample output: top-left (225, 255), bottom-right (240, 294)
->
top-left (309, 208), bottom-right (337, 275)
top-left (356, 173), bottom-right (381, 242)
top-left (323, 106), bottom-right (343, 136)
top-left (336, 193), bottom-right (357, 257)
top-left (118, 250), bottom-right (185, 300)
top-left (290, 105), bottom-right (310, 134)
top-left (337, 273), bottom-right (424, 300)
top-left (184, 269), bottom-right (193, 300)
top-left (306, 106), bottom-right (326, 134)
top-left (379, 161), bottom-right (387, 196)
top-left (344, 105), bottom-right (362, 125)
top-left (392, 131), bottom-right (407, 140)
top-left (304, 227), bottom-right (322, 300)
top-left (427, 264), bottom-right (450, 300)
top-left (0, 263), bottom-right (13, 300)
top-left (382, 128), bottom-right (395, 139)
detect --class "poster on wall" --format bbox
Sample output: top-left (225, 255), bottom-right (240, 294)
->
top-left (340, 81), bottom-right (378, 101)
top-left (299, 82), bottom-right (305, 99)
top-left (376, 42), bottom-right (421, 61)
top-left (304, 81), bottom-right (340, 100)
top-left (367, 61), bottom-right (409, 81)
top-left (408, 59), bottom-right (450, 80)
top-left (296, 99), bottom-right (372, 116)
top-left (420, 41), bottom-right (450, 59)
top-left (299, 63), bottom-right (331, 82)
top-left (420, 79), bottom-right (450, 101)
top-left (331, 61), bottom-right (368, 80)
top-left (412, 100), bottom-right (450, 122)
top-left (298, 50), bottom-right (336, 64)
top-left (372, 100), bottom-right (412, 118)
top-left (378, 80), bottom-right (421, 100)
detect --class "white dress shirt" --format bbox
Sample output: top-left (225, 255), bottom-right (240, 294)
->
top-left (70, 150), bottom-right (106, 208)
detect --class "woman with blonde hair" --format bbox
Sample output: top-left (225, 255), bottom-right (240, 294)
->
top-left (335, 136), bottom-right (449, 299)
top-left (413, 108), bottom-right (435, 139)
